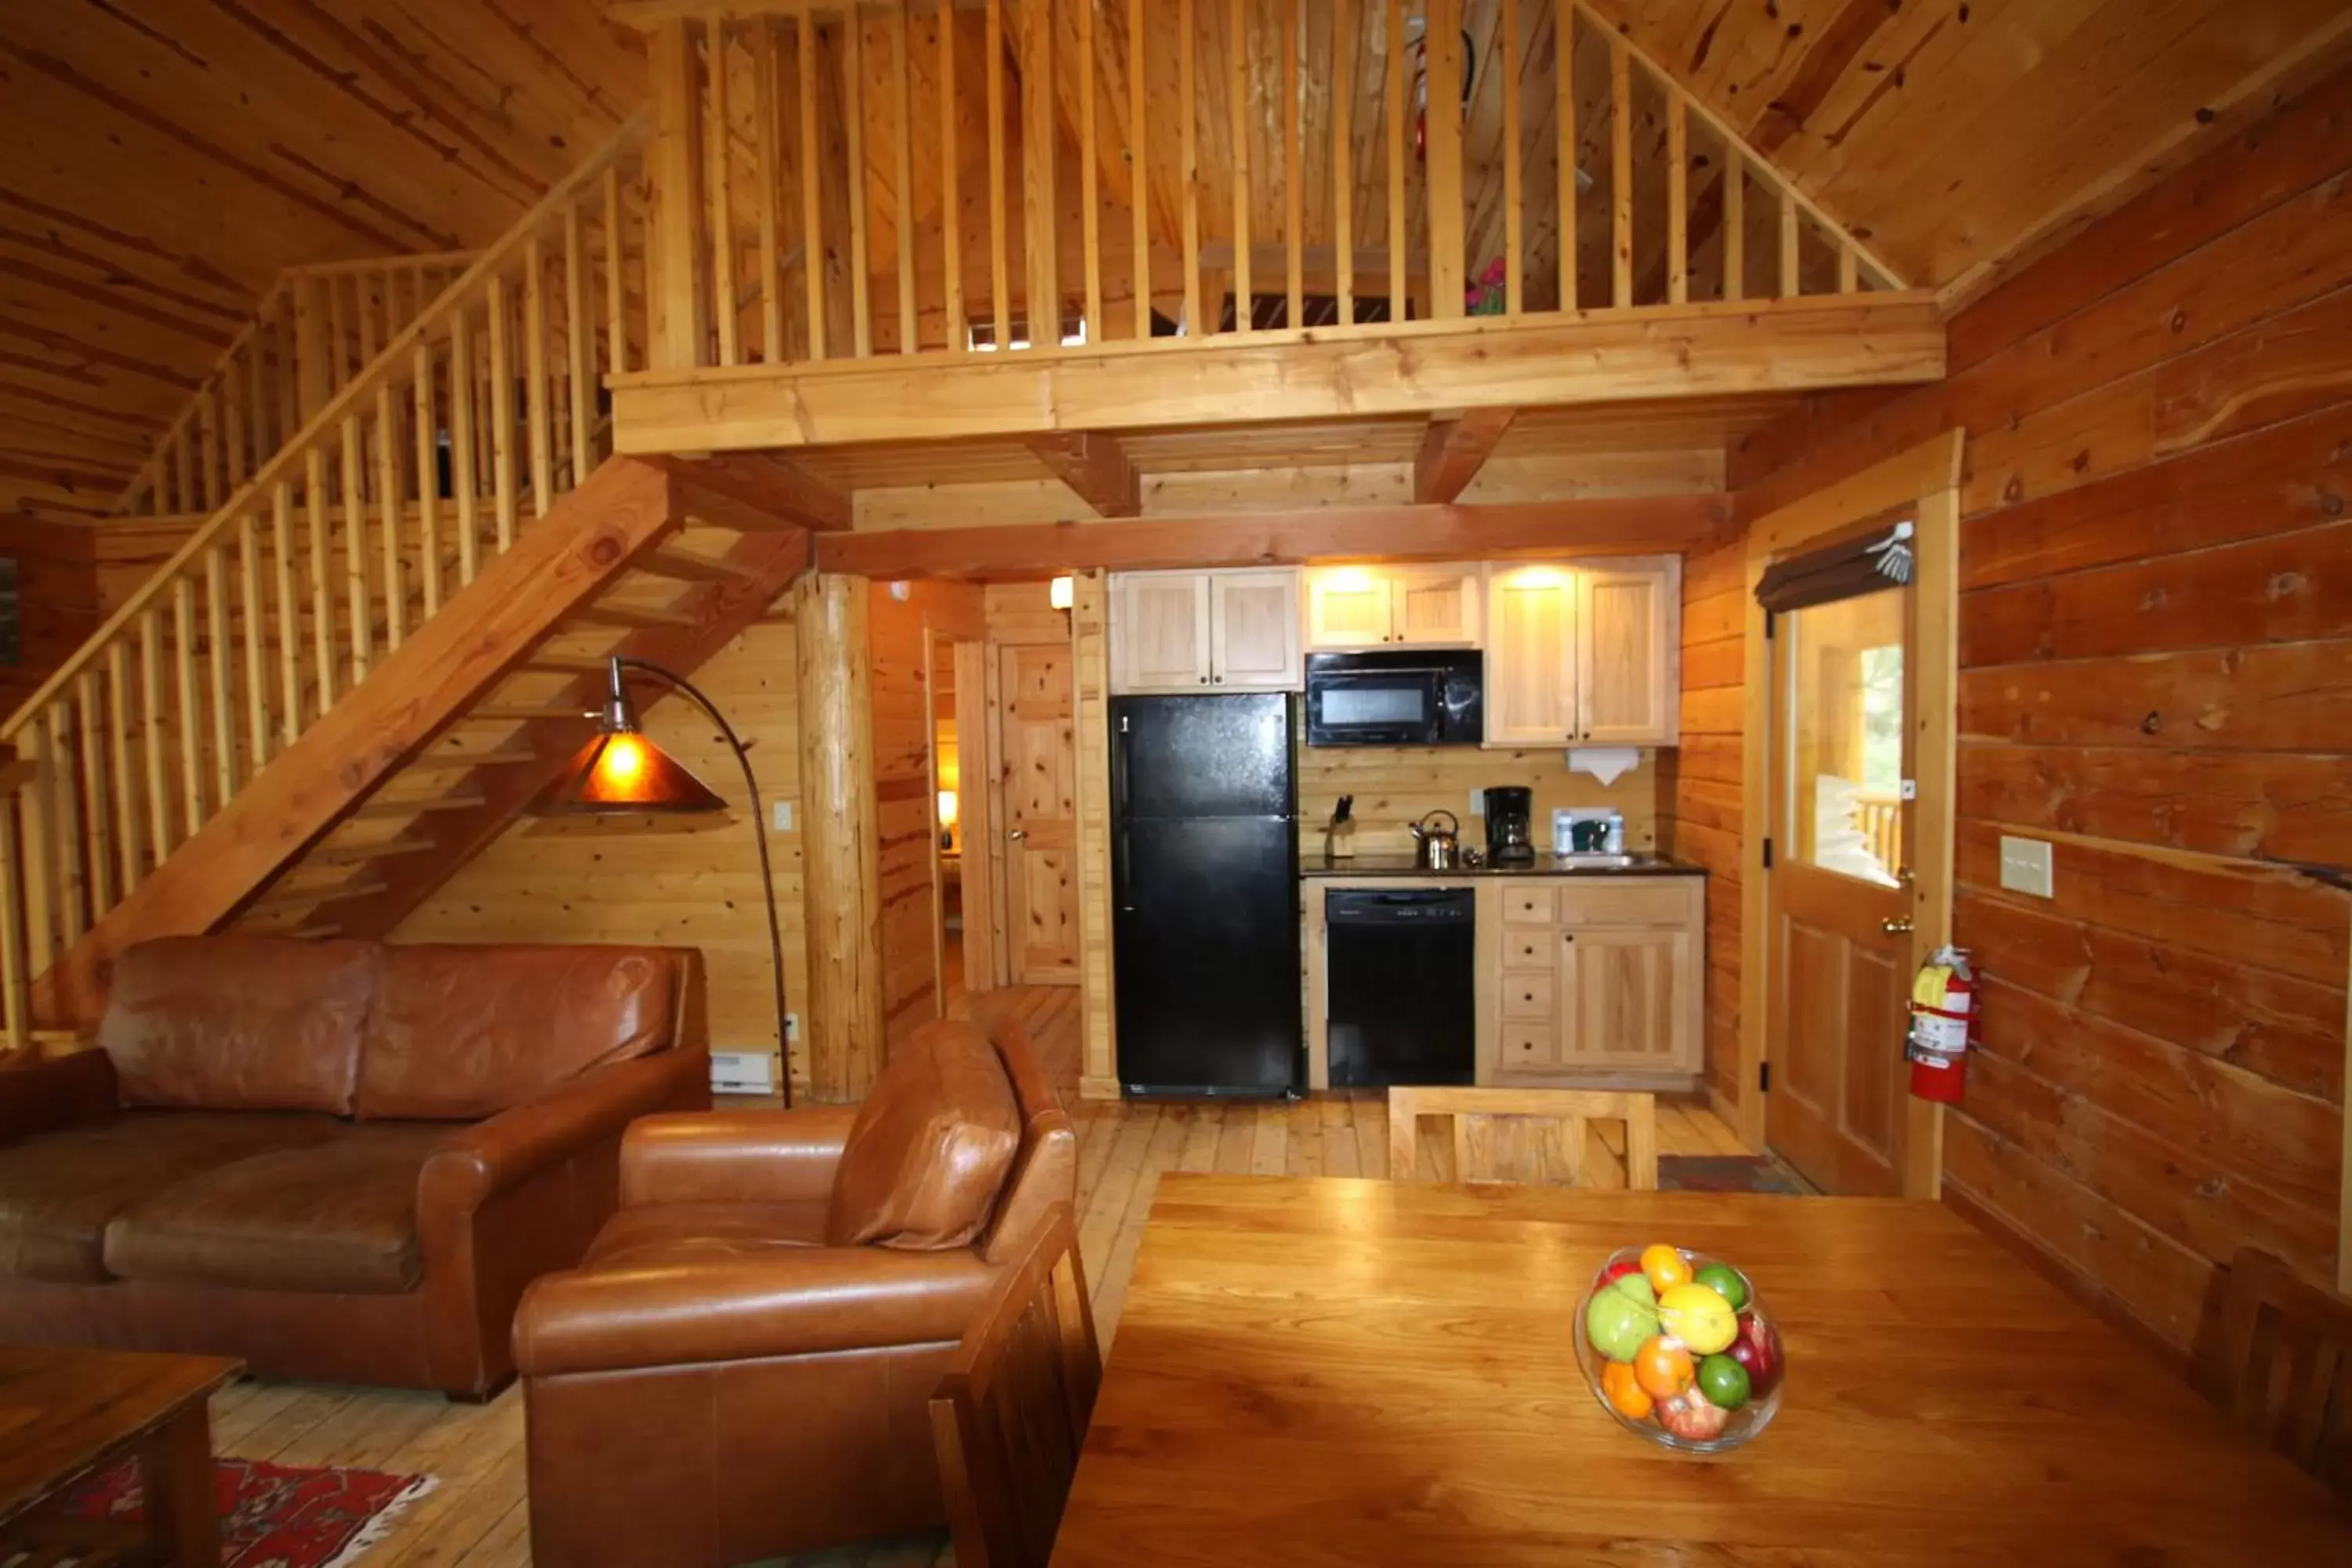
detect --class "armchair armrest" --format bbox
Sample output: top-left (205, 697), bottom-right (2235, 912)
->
top-left (420, 1046), bottom-right (712, 1215)
top-left (0, 1049), bottom-right (115, 1148)
top-left (620, 1105), bottom-right (859, 1208)
top-left (514, 1245), bottom-right (999, 1377)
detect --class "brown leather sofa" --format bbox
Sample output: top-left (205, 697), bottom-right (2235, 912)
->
top-left (0, 935), bottom-right (710, 1397)
top-left (514, 1011), bottom-right (1076, 1568)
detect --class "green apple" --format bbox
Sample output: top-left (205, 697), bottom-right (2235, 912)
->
top-left (1693, 1262), bottom-right (1749, 1312)
top-left (1584, 1283), bottom-right (1655, 1362)
top-left (1607, 1272), bottom-right (1657, 1308)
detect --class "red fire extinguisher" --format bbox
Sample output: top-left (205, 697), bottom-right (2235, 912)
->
top-left (1905, 946), bottom-right (1975, 1105)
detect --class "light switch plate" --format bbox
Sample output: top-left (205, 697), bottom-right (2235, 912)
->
top-left (1467, 789), bottom-right (1485, 816)
top-left (773, 800), bottom-right (794, 832)
top-left (785, 1013), bottom-right (800, 1042)
top-left (1998, 835), bottom-right (2054, 898)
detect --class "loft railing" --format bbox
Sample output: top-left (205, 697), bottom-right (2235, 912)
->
top-left (114, 254), bottom-right (480, 519)
top-left (0, 112), bottom-right (653, 1036)
top-left (612, 0), bottom-right (1904, 375)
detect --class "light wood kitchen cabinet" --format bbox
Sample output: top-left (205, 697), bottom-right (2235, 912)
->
top-left (1303, 564), bottom-right (1480, 651)
top-left (1483, 567), bottom-right (1578, 745)
top-left (1111, 568), bottom-right (1301, 693)
top-left (1484, 877), bottom-right (1702, 1085)
top-left (1483, 557), bottom-right (1680, 747)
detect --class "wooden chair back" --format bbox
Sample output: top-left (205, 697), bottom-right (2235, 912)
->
top-left (2192, 1247), bottom-right (2352, 1498)
top-left (1388, 1086), bottom-right (1658, 1189)
top-left (930, 1204), bottom-right (1102, 1568)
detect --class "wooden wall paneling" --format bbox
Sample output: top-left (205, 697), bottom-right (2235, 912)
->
top-left (796, 571), bottom-right (887, 1099)
top-left (1662, 532), bottom-right (1746, 1115)
top-left (1070, 569), bottom-right (1118, 1098)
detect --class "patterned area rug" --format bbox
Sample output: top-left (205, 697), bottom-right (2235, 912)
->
top-left (1659, 1153), bottom-right (1813, 1196)
top-left (63, 1456), bottom-right (435, 1568)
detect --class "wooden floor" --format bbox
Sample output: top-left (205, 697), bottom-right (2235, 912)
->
top-left (204, 983), bottom-right (1750, 1566)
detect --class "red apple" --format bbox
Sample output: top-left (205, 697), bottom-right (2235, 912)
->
top-left (1655, 1392), bottom-right (1730, 1442)
top-left (1726, 1312), bottom-right (1784, 1398)
top-left (1600, 1258), bottom-right (1643, 1287)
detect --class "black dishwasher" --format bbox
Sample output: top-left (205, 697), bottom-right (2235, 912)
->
top-left (1325, 887), bottom-right (1476, 1087)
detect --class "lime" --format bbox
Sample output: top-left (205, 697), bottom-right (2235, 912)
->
top-left (1694, 1261), bottom-right (1749, 1312)
top-left (1697, 1353), bottom-right (1751, 1410)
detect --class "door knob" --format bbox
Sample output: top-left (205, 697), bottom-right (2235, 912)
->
top-left (1881, 916), bottom-right (1914, 935)
top-left (1008, 829), bottom-right (1028, 841)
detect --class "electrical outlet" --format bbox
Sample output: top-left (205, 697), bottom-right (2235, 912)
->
top-left (772, 800), bottom-right (793, 832)
top-left (1998, 835), bottom-right (2054, 898)
top-left (1467, 789), bottom-right (1485, 816)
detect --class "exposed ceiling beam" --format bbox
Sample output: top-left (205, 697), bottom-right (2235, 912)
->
top-left (815, 492), bottom-right (1730, 579)
top-left (654, 452), bottom-right (851, 531)
top-left (1414, 408), bottom-right (1517, 504)
top-left (1028, 432), bottom-right (1141, 517)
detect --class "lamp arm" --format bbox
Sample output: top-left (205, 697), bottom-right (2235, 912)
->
top-left (611, 655), bottom-right (793, 1106)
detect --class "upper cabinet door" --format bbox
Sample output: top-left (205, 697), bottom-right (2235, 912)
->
top-left (1303, 570), bottom-right (1393, 650)
top-left (1483, 566), bottom-right (1578, 747)
top-left (1389, 566), bottom-right (1482, 647)
top-left (1577, 562), bottom-right (1679, 745)
top-left (1210, 570), bottom-right (1304, 690)
top-left (1112, 572), bottom-right (1214, 693)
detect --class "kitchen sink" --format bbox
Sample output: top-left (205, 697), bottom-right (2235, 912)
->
top-left (1550, 852), bottom-right (1642, 869)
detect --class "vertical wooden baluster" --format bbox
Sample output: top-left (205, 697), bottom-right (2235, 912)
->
top-left (566, 208), bottom-right (593, 485)
top-left (892, 0), bottom-right (917, 352)
top-left (241, 332), bottom-right (266, 474)
top-left (1667, 93), bottom-right (1688, 304)
top-left (939, 1), bottom-right (964, 352)
top-left (239, 515), bottom-right (269, 773)
top-left (452, 312), bottom-right (481, 584)
top-left (414, 343), bottom-right (442, 616)
top-left (1283, 0), bottom-right (1301, 328)
top-left (1427, 0), bottom-right (1463, 318)
top-left (340, 418), bottom-right (371, 685)
top-left (139, 611), bottom-right (169, 856)
top-left (984, 0), bottom-right (1008, 348)
top-left (707, 16), bottom-right (741, 367)
top-left (796, 13), bottom-right (826, 360)
top-left (306, 451), bottom-right (337, 707)
top-left (489, 275), bottom-right (518, 553)
top-left (1779, 187), bottom-right (1799, 298)
top-left (846, 7), bottom-right (871, 355)
top-left (271, 484), bottom-right (301, 749)
top-left (525, 237), bottom-right (553, 515)
top-left (1556, 0), bottom-right (1577, 311)
top-left (174, 426), bottom-right (198, 518)
top-left (1610, 34), bottom-right (1632, 307)
top-left (1332, 0), bottom-right (1352, 327)
top-left (19, 727), bottom-right (53, 966)
top-left (1130, 0), bottom-right (1151, 340)
top-left (47, 706), bottom-right (84, 945)
top-left (74, 674), bottom-right (111, 917)
top-left (1018, 0), bottom-right (1053, 347)
top-left (1502, 0), bottom-right (1522, 314)
top-left (754, 22), bottom-right (784, 361)
top-left (172, 577), bottom-right (204, 832)
top-left (0, 796), bottom-right (27, 1049)
top-left (1080, 0), bottom-right (1101, 339)
top-left (1181, 0), bottom-right (1201, 332)
top-left (1723, 147), bottom-right (1745, 303)
top-left (205, 545), bottom-right (234, 805)
top-left (198, 386), bottom-right (223, 511)
top-left (604, 168), bottom-right (630, 376)
top-left (327, 277), bottom-right (349, 394)
top-left (1228, 0), bottom-right (1250, 332)
top-left (377, 387), bottom-right (404, 647)
top-left (1838, 235), bottom-right (1860, 293)
top-left (105, 642), bottom-right (138, 895)
top-left (358, 270), bottom-right (382, 368)
top-left (1385, 0), bottom-right (1404, 321)
top-left (274, 289), bottom-right (299, 445)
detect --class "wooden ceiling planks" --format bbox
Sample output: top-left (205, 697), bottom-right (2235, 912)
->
top-left (0, 0), bottom-right (643, 520)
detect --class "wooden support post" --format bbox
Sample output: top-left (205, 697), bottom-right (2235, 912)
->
top-left (1080, 0), bottom-right (1102, 339)
top-left (1018, 0), bottom-right (1054, 345)
top-left (1228, 0), bottom-right (1251, 330)
top-left (985, 0), bottom-right (1010, 349)
top-left (605, 167), bottom-right (630, 376)
top-left (1283, 0), bottom-right (1302, 328)
top-left (1332, 0), bottom-right (1354, 327)
top-left (800, 12), bottom-right (829, 358)
top-left (706, 16), bottom-right (740, 368)
top-left (756, 21), bottom-right (785, 361)
top-left (1723, 147), bottom-right (1745, 303)
top-left (1427, 0), bottom-right (1465, 320)
top-left (648, 17), bottom-right (711, 370)
top-left (1610, 35), bottom-right (1632, 308)
top-left (1555, 0), bottom-right (1577, 311)
top-left (1385, 0), bottom-right (1405, 321)
top-left (844, 10), bottom-right (871, 357)
top-left (891, 1), bottom-right (917, 352)
top-left (1130, 0), bottom-right (1151, 341)
top-left (795, 572), bottom-right (886, 1103)
top-left (1780, 187), bottom-right (1800, 299)
top-left (1180, 0), bottom-right (1202, 333)
top-left (294, 276), bottom-right (330, 422)
top-left (939, 2), bottom-right (964, 353)
top-left (1667, 93), bottom-right (1689, 305)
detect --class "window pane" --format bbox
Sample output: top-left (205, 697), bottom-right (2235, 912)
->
top-left (1785, 588), bottom-right (1904, 885)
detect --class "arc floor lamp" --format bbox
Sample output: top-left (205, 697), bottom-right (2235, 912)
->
top-left (557, 655), bottom-right (793, 1105)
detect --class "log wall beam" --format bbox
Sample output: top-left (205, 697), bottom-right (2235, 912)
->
top-left (1028, 432), bottom-right (1142, 517)
top-left (1414, 408), bottom-right (1517, 503)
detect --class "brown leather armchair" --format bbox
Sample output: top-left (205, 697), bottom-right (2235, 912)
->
top-left (514, 1012), bottom-right (1076, 1568)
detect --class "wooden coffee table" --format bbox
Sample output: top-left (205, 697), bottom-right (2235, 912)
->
top-left (0, 1344), bottom-right (241, 1566)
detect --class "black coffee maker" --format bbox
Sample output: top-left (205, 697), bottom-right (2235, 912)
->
top-left (1483, 786), bottom-right (1534, 866)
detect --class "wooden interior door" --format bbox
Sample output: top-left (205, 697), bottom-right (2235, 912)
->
top-left (994, 641), bottom-right (1082, 985)
top-left (1765, 583), bottom-right (1913, 1196)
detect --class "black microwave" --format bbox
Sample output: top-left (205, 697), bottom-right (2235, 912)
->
top-left (1304, 649), bottom-right (1484, 747)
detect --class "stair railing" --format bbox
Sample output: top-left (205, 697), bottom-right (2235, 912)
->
top-left (0, 110), bottom-right (652, 1022)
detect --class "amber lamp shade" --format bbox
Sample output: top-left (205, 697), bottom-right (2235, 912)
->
top-left (561, 731), bottom-right (728, 813)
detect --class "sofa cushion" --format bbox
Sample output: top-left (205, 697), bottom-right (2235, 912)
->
top-left (586, 1200), bottom-right (831, 1271)
top-left (826, 1021), bottom-right (1021, 1250)
top-left (100, 937), bottom-right (379, 1116)
top-left (103, 1123), bottom-right (451, 1294)
top-left (355, 945), bottom-right (677, 1120)
top-left (0, 1111), bottom-right (343, 1283)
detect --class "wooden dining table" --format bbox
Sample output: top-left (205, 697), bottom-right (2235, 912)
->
top-left (1051, 1174), bottom-right (2352, 1565)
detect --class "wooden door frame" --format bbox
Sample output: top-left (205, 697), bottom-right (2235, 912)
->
top-left (1737, 431), bottom-right (1962, 1200)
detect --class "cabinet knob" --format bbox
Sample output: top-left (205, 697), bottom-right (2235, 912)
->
top-left (1563, 934), bottom-right (1576, 943)
top-left (1213, 675), bottom-right (1225, 684)
top-left (1198, 676), bottom-right (1208, 684)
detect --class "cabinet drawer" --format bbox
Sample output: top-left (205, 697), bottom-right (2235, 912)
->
top-left (1500, 972), bottom-right (1555, 1019)
top-left (1501, 929), bottom-right (1555, 969)
top-left (1499, 1024), bottom-right (1556, 1073)
top-left (1501, 886), bottom-right (1557, 925)
top-left (1555, 880), bottom-right (1699, 927)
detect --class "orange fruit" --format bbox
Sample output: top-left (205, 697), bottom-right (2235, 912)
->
top-left (1600, 1359), bottom-right (1653, 1421)
top-left (1633, 1334), bottom-right (1694, 1400)
top-left (1639, 1243), bottom-right (1693, 1294)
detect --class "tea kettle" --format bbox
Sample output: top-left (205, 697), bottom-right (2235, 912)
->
top-left (1409, 809), bottom-right (1464, 871)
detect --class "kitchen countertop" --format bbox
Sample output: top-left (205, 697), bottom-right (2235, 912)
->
top-left (1298, 852), bottom-right (1704, 878)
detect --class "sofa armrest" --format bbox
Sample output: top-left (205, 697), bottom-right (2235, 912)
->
top-left (0, 1049), bottom-right (115, 1147)
top-left (420, 1046), bottom-right (713, 1216)
top-left (620, 1106), bottom-right (858, 1209)
top-left (514, 1245), bottom-right (999, 1377)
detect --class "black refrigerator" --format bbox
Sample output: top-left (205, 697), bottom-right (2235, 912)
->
top-left (1111, 693), bottom-right (1302, 1096)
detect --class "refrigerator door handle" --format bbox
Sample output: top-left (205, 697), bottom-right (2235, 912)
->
top-left (1111, 710), bottom-right (1132, 818)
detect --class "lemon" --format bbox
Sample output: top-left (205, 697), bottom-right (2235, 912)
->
top-left (1657, 1282), bottom-right (1738, 1355)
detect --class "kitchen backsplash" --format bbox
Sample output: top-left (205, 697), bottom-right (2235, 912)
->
top-left (1296, 742), bottom-right (1660, 862)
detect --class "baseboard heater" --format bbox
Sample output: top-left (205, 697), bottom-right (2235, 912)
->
top-left (710, 1050), bottom-right (778, 1096)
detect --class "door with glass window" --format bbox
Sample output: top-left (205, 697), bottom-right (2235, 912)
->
top-left (1765, 580), bottom-right (1912, 1196)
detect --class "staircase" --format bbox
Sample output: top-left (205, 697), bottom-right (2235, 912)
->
top-left (0, 111), bottom-right (836, 1034)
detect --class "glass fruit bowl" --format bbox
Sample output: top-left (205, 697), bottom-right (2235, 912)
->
top-left (1572, 1243), bottom-right (1785, 1454)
